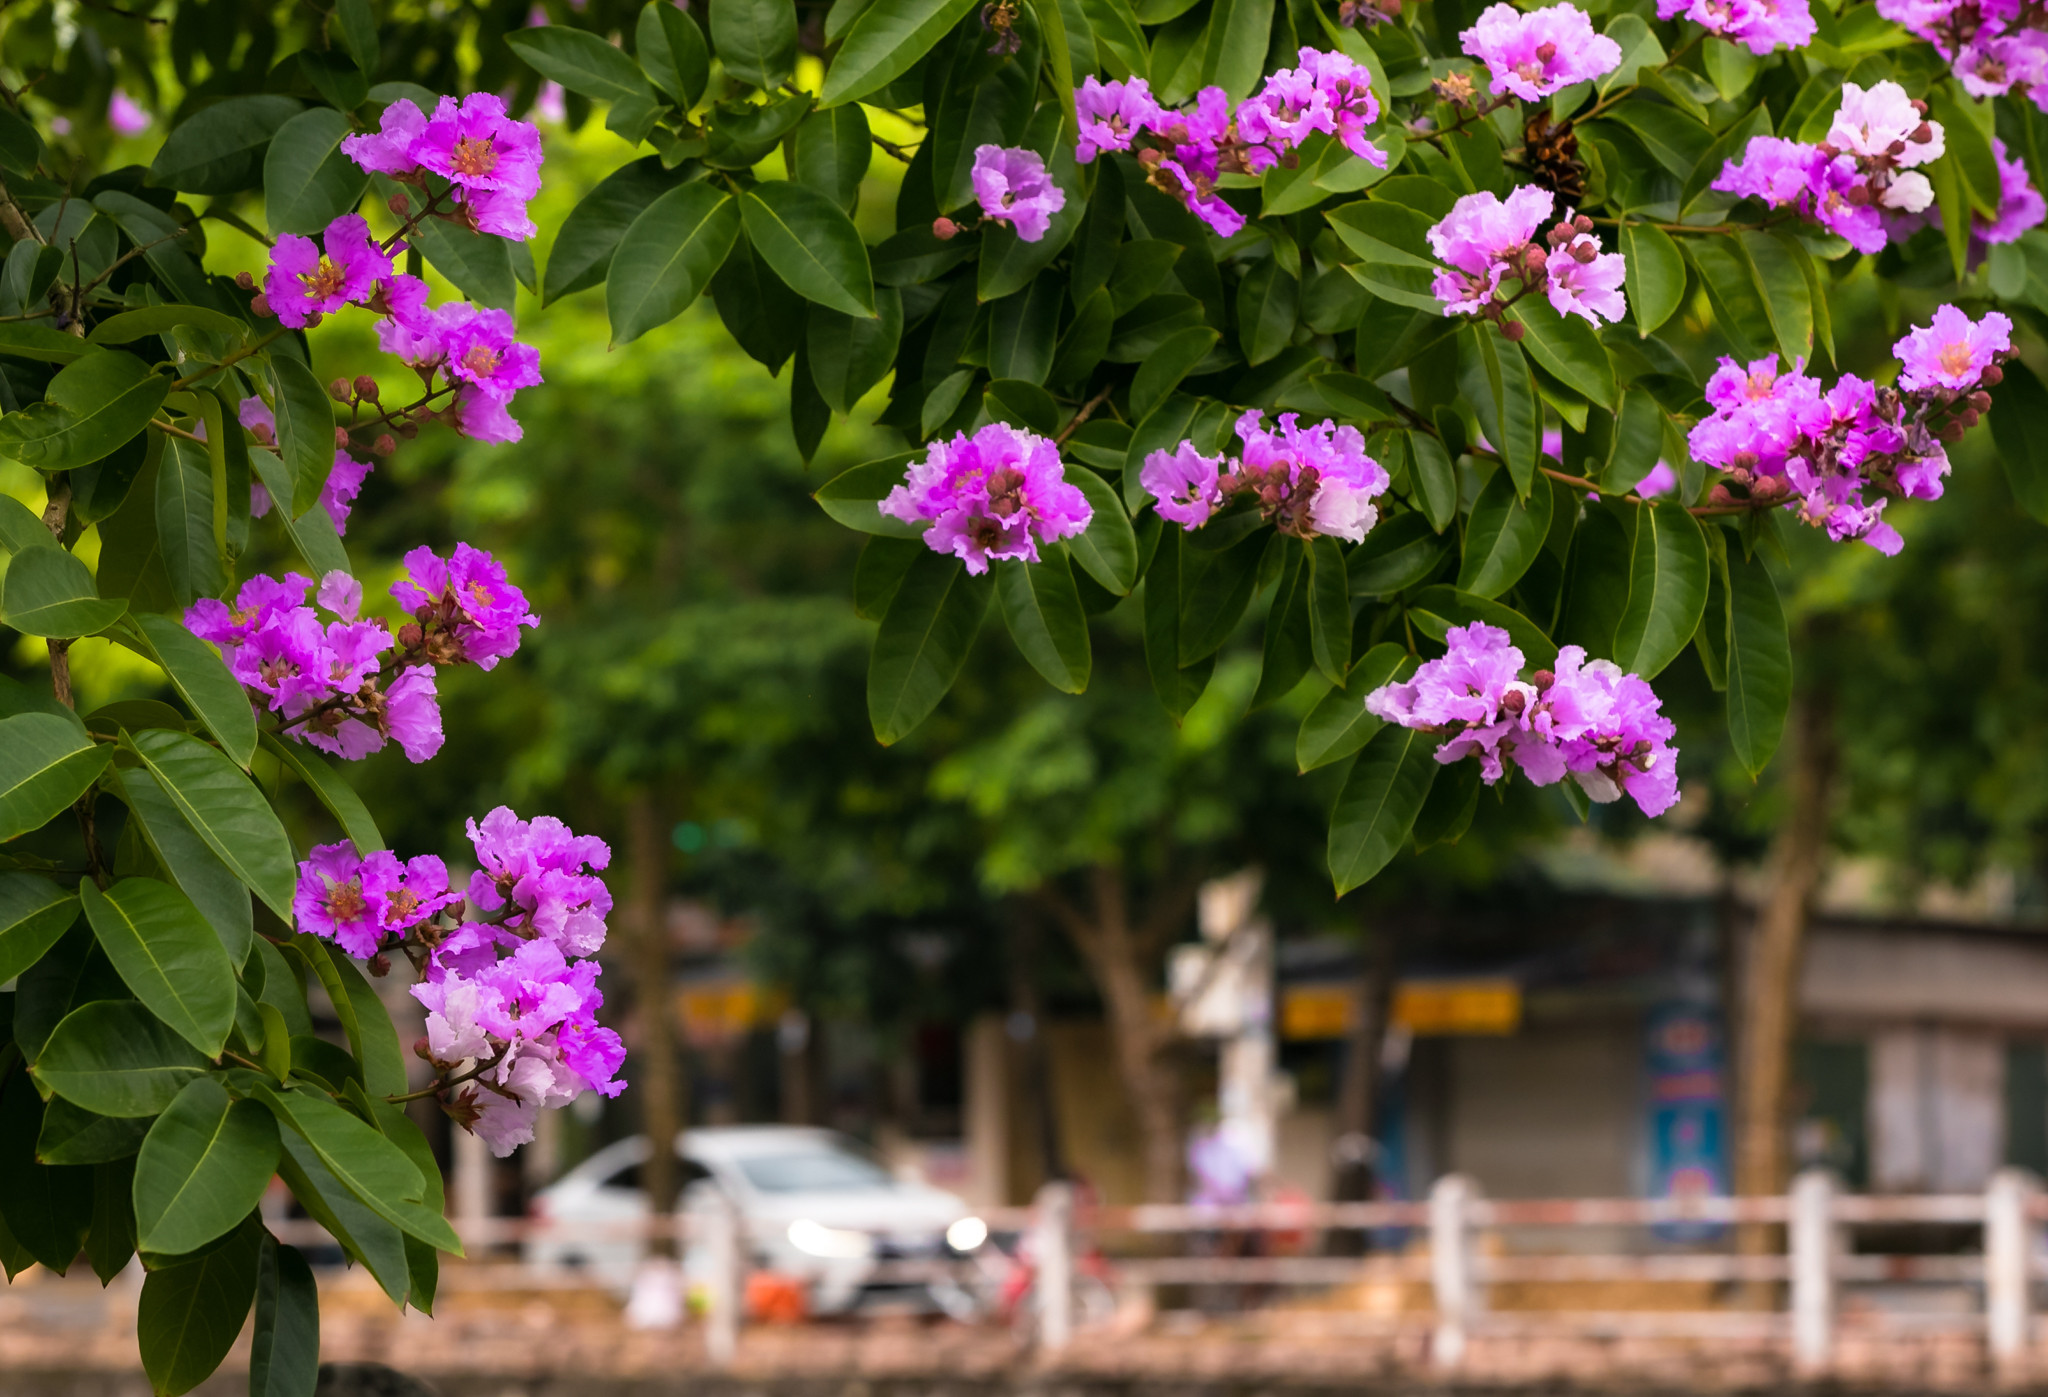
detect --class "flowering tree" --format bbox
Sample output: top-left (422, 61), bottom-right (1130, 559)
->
top-left (3, 0), bottom-right (2047, 1380)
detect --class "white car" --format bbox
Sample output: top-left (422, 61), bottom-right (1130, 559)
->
top-left (525, 1126), bottom-right (989, 1314)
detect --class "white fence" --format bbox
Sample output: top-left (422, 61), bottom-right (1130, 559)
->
top-left (270, 1168), bottom-right (2047, 1375)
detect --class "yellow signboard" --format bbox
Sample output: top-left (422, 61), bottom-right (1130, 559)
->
top-left (675, 980), bottom-right (787, 1046)
top-left (1279, 979), bottom-right (1522, 1039)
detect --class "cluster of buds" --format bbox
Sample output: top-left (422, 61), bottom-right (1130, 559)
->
top-left (1142, 410), bottom-right (1390, 542)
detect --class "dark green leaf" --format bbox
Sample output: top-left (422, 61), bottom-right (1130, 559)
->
top-left (1142, 525), bottom-right (1214, 719)
top-left (1408, 584), bottom-right (1559, 666)
top-left (250, 1237), bottom-right (320, 1397)
top-left (1306, 535), bottom-right (1352, 684)
top-left (138, 1216), bottom-right (261, 1396)
top-left (1509, 296), bottom-right (1617, 408)
top-left (815, 453), bottom-right (924, 536)
top-left (1559, 501), bottom-right (1631, 655)
top-left (261, 735), bottom-right (384, 853)
top-left (403, 216), bottom-right (518, 311)
top-left (262, 108), bottom-right (370, 236)
top-left (133, 1078), bottom-right (279, 1257)
top-left (1178, 530), bottom-right (1266, 662)
top-left (1993, 357), bottom-right (2048, 522)
top-left (709, 0), bottom-right (799, 88)
top-left (82, 878), bottom-right (235, 1058)
top-left (125, 729), bottom-right (295, 920)
top-left (148, 96), bottom-right (303, 195)
top-left (854, 536), bottom-right (921, 619)
top-left (1298, 642), bottom-right (1408, 772)
top-left (0, 348), bottom-right (169, 472)
top-left (0, 1071), bottom-right (94, 1272)
top-left (1349, 511), bottom-right (1449, 595)
top-left (1734, 229), bottom-right (1811, 367)
top-left (284, 938), bottom-right (406, 1098)
top-left (1328, 725), bottom-right (1439, 895)
top-left (88, 307), bottom-right (246, 347)
top-left (506, 26), bottom-right (659, 103)
top-left (274, 1131), bottom-right (408, 1302)
top-left (996, 550), bottom-right (1091, 692)
top-left (34, 1000), bottom-right (211, 1117)
top-left (1619, 222), bottom-right (1684, 337)
top-left (791, 106), bottom-right (873, 211)
top-left (544, 158), bottom-right (696, 306)
top-left (255, 1085), bottom-right (459, 1252)
top-left (0, 873), bottom-right (78, 984)
top-left (606, 184), bottom-right (741, 344)
top-left (1409, 432), bottom-right (1457, 532)
top-left (264, 356), bottom-right (336, 519)
top-left (2, 545), bottom-right (126, 638)
top-left (85, 1157), bottom-right (139, 1283)
top-left (37, 1096), bottom-right (153, 1165)
top-left (1612, 501), bottom-right (1709, 679)
top-left (638, 1), bottom-right (711, 107)
top-left (868, 551), bottom-right (992, 743)
top-left (739, 182), bottom-right (875, 317)
top-left (155, 439), bottom-right (222, 606)
top-left (0, 712), bottom-right (111, 838)
top-left (1458, 466), bottom-right (1554, 599)
top-left (808, 289), bottom-right (904, 411)
top-left (130, 612), bottom-right (257, 767)
top-left (1725, 543), bottom-right (1791, 776)
top-left (1065, 466), bottom-right (1138, 594)
top-left (1236, 258), bottom-right (1298, 367)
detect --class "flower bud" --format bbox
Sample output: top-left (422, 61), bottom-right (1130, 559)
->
top-left (1524, 245), bottom-right (1549, 274)
top-left (354, 375), bottom-right (380, 400)
top-left (334, 426), bottom-right (351, 448)
top-left (414, 1036), bottom-right (434, 1061)
top-left (1911, 99), bottom-right (1929, 114)
top-left (388, 193), bottom-right (411, 217)
top-left (305, 311), bottom-right (323, 328)
top-left (398, 622), bottom-right (425, 650)
top-left (398, 421), bottom-right (420, 439)
top-left (1958, 406), bottom-right (1980, 428)
top-left (1572, 241), bottom-right (1597, 264)
top-left (1968, 391), bottom-right (1992, 412)
top-left (329, 377), bottom-right (352, 402)
top-left (234, 271), bottom-right (256, 290)
top-left (1574, 214), bottom-right (1593, 234)
top-left (1501, 689), bottom-right (1527, 715)
top-left (1938, 419), bottom-right (1966, 442)
top-left (1535, 40), bottom-right (1557, 61)
top-left (368, 953), bottom-right (391, 978)
top-left (1845, 184), bottom-right (1871, 206)
top-left (374, 433), bottom-right (398, 457)
top-left (1531, 669), bottom-right (1555, 690)
top-left (1708, 483), bottom-right (1735, 506)
top-left (409, 403), bottom-right (434, 420)
top-left (1502, 319), bottom-right (1525, 342)
top-left (250, 293), bottom-right (273, 317)
top-left (1887, 138), bottom-right (1907, 156)
top-left (1983, 364), bottom-right (2004, 386)
top-left (932, 216), bottom-right (960, 240)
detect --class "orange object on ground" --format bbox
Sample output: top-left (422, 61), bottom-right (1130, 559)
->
top-left (746, 1271), bottom-right (809, 1324)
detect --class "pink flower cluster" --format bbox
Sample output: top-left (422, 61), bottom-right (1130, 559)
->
top-left (1141, 410), bottom-right (1390, 542)
top-left (341, 92), bottom-right (545, 241)
top-left (971, 146), bottom-right (1068, 241)
top-left (1366, 622), bottom-right (1681, 818)
top-left (1426, 185), bottom-right (1627, 327)
top-left (1073, 50), bottom-right (1386, 237)
top-left (185, 547), bottom-right (534, 762)
top-left (292, 809), bottom-right (626, 1157)
top-left (1890, 137), bottom-right (2047, 255)
top-left (1713, 81), bottom-right (1945, 255)
top-left (1878, 0), bottom-right (2048, 108)
top-left (238, 396), bottom-right (372, 535)
top-left (879, 422), bottom-right (1093, 574)
top-left (263, 214), bottom-right (394, 330)
top-left (1460, 3), bottom-right (1623, 100)
top-left (1655, 0), bottom-right (1815, 54)
top-left (1685, 306), bottom-right (2010, 555)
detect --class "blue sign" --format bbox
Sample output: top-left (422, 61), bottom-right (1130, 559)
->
top-left (1645, 1001), bottom-right (1730, 1241)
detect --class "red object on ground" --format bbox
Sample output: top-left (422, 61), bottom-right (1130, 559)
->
top-left (746, 1272), bottom-right (809, 1324)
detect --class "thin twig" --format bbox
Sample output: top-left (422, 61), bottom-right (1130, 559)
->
top-left (167, 325), bottom-right (288, 391)
top-left (871, 134), bottom-right (920, 164)
top-left (202, 204), bottom-right (275, 249)
top-left (1055, 383), bottom-right (1118, 446)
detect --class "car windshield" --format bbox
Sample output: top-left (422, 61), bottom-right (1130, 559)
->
top-left (736, 1147), bottom-right (897, 1193)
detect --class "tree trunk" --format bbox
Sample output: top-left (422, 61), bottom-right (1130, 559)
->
top-left (627, 793), bottom-right (682, 1256)
top-left (1329, 924), bottom-right (1398, 1249)
top-left (1736, 688), bottom-right (1836, 1257)
top-left (1007, 911), bottom-right (1067, 1188)
top-left (1040, 865), bottom-right (1196, 1204)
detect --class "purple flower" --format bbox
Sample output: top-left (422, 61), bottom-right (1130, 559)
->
top-left (1233, 410), bottom-right (1390, 542)
top-left (262, 214), bottom-right (394, 329)
top-left (438, 304), bottom-right (543, 403)
top-left (1300, 49), bottom-right (1388, 165)
top-left (1979, 138), bottom-right (2047, 243)
top-left (971, 145), bottom-right (1067, 242)
top-left (341, 98), bottom-right (432, 177)
top-left (1426, 185), bottom-right (1553, 314)
top-left (1828, 80), bottom-right (1944, 167)
top-left (318, 570), bottom-right (363, 622)
top-left (295, 841), bottom-right (395, 958)
top-left (107, 89), bottom-right (152, 135)
top-left (321, 453), bottom-right (373, 535)
top-left (1540, 648), bottom-right (1681, 817)
top-left (880, 422), bottom-right (1093, 574)
top-left (1895, 304), bottom-right (2012, 393)
top-left (1543, 210), bottom-right (1627, 325)
top-left (1139, 87), bottom-right (1247, 237)
top-left (463, 806), bottom-right (614, 957)
top-left (373, 274), bottom-right (446, 367)
top-left (416, 92), bottom-right (544, 202)
top-left (186, 572), bottom-right (312, 646)
top-left (1076, 77), bottom-right (1162, 163)
top-left (384, 665), bottom-right (445, 762)
top-left (452, 388), bottom-right (526, 444)
top-left (1656, 0), bottom-right (1815, 53)
top-left (379, 853), bottom-right (462, 934)
top-left (392, 543), bottom-right (539, 669)
top-left (1141, 441), bottom-right (1226, 529)
top-left (1460, 3), bottom-right (1623, 101)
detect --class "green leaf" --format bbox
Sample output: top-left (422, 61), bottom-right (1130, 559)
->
top-left (261, 735), bottom-right (384, 853)
top-left (0, 348), bottom-right (170, 471)
top-left (1930, 90), bottom-right (2002, 217)
top-left (0, 320), bottom-right (90, 364)
top-left (1458, 466), bottom-right (1554, 598)
top-left (263, 355), bottom-right (336, 519)
top-left (1306, 535), bottom-right (1352, 684)
top-left (82, 878), bottom-right (236, 1058)
top-left (1409, 584), bottom-right (1559, 666)
top-left (129, 612), bottom-right (257, 767)
top-left (996, 551), bottom-right (1091, 692)
top-left (1065, 466), bottom-right (1138, 594)
top-left (854, 536), bottom-right (920, 619)
top-left (544, 158), bottom-right (696, 306)
top-left (0, 103), bottom-right (46, 174)
top-left (1348, 510), bottom-right (1449, 595)
top-left (1409, 433), bottom-right (1457, 533)
top-left (88, 306), bottom-right (247, 347)
top-left (1612, 501), bottom-right (1709, 679)
top-left (0, 1072), bottom-right (94, 1272)
top-left (255, 1086), bottom-right (459, 1252)
top-left (1599, 13), bottom-right (1666, 95)
top-left (0, 873), bottom-right (79, 984)
top-left (822, 0), bottom-right (979, 105)
top-left (791, 106), bottom-right (873, 211)
top-left (283, 937), bottom-right (407, 1099)
top-left (404, 216), bottom-right (517, 311)
top-left (335, 0), bottom-right (378, 70)
top-left (1620, 222), bottom-right (1684, 337)
top-left (739, 183), bottom-right (875, 318)
top-left (262, 108), bottom-right (370, 237)
top-left (983, 378), bottom-right (1059, 434)
top-left (1192, 0), bottom-right (1276, 98)
top-left (1178, 530), bottom-right (1265, 661)
top-left (815, 453), bottom-right (924, 537)
top-left (1298, 642), bottom-right (1408, 772)
top-left (125, 729), bottom-right (295, 921)
top-left (1991, 357), bottom-right (2048, 522)
top-left (868, 551), bottom-right (992, 743)
top-left (1131, 326), bottom-right (1221, 422)
top-left (115, 767), bottom-right (251, 964)
top-left (1464, 327), bottom-right (1541, 495)
top-left (809, 289), bottom-right (904, 412)
top-left (1725, 543), bottom-right (1791, 776)
top-left (988, 276), bottom-right (1063, 385)
top-left (1509, 296), bottom-right (1617, 408)
top-left (1328, 725), bottom-right (1439, 895)
top-left (85, 1157), bottom-right (140, 1282)
top-left (274, 1129), bottom-right (408, 1302)
top-left (38, 1096), bottom-right (153, 1165)
top-left (34, 1000), bottom-right (212, 1117)
top-left (133, 1078), bottom-right (279, 1257)
top-left (1930, 150), bottom-right (1974, 282)
top-left (1559, 501), bottom-right (1631, 655)
top-left (1142, 526), bottom-right (1214, 719)
top-left (148, 96), bottom-right (303, 195)
top-left (250, 1237), bottom-right (320, 1397)
top-left (709, 0), bottom-right (799, 88)
top-left (247, 448), bottom-right (350, 581)
top-left (2, 545), bottom-right (126, 638)
top-left (638, 1), bottom-right (711, 107)
top-left (155, 439), bottom-right (222, 606)
top-left (1734, 229), bottom-right (1811, 367)
top-left (605, 184), bottom-right (741, 345)
top-left (138, 1217), bottom-right (261, 1396)
top-left (1598, 389), bottom-right (1666, 494)
top-left (507, 26), bottom-right (659, 103)
top-left (0, 711), bottom-right (112, 839)
top-left (1236, 258), bottom-right (1299, 367)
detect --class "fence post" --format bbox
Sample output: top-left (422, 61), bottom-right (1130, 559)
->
top-left (1987, 1168), bottom-right (2036, 1378)
top-left (1789, 1169), bottom-right (1836, 1377)
top-left (1035, 1180), bottom-right (1074, 1355)
top-left (703, 1193), bottom-right (741, 1369)
top-left (1431, 1174), bottom-right (1478, 1371)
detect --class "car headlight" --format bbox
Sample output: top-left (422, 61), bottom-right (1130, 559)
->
top-left (787, 1219), bottom-right (875, 1259)
top-left (945, 1216), bottom-right (989, 1252)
